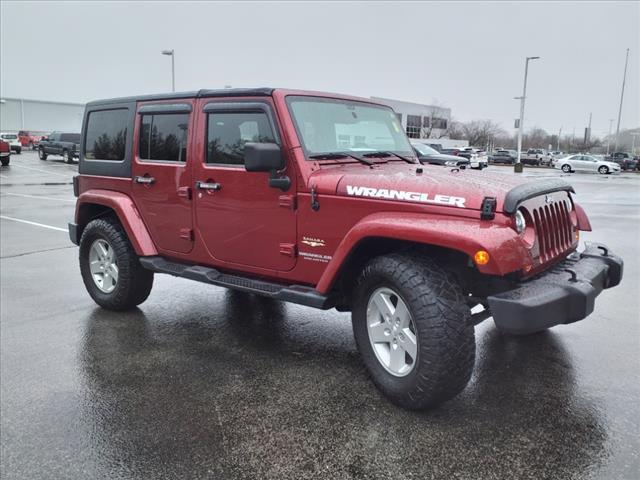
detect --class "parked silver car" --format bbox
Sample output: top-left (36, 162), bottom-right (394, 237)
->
top-left (554, 154), bottom-right (621, 174)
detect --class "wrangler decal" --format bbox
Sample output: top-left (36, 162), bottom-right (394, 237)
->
top-left (345, 185), bottom-right (466, 208)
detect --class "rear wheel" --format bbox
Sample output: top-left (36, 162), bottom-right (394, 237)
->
top-left (352, 253), bottom-right (475, 410)
top-left (16, 148), bottom-right (21, 154)
top-left (1, 158), bottom-right (9, 166)
top-left (561, 164), bottom-right (571, 173)
top-left (38, 148), bottom-right (47, 161)
top-left (598, 165), bottom-right (609, 174)
top-left (79, 217), bottom-right (154, 310)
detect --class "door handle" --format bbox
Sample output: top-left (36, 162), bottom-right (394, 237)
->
top-left (196, 181), bottom-right (221, 191)
top-left (134, 175), bottom-right (155, 185)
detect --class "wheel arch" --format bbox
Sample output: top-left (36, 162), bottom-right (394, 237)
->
top-left (315, 212), bottom-right (530, 297)
top-left (75, 190), bottom-right (157, 256)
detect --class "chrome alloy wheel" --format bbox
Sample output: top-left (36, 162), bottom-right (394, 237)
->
top-left (89, 238), bottom-right (119, 293)
top-left (366, 287), bottom-right (418, 377)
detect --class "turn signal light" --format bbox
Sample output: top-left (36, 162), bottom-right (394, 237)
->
top-left (474, 250), bottom-right (490, 266)
top-left (575, 230), bottom-right (580, 241)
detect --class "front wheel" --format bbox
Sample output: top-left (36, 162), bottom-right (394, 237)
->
top-left (62, 150), bottom-right (72, 164)
top-left (561, 164), bottom-right (571, 173)
top-left (38, 148), bottom-right (47, 161)
top-left (16, 148), bottom-right (21, 155)
top-left (598, 165), bottom-right (609, 174)
top-left (1, 158), bottom-right (9, 166)
top-left (352, 253), bottom-right (475, 410)
top-left (79, 217), bottom-right (154, 310)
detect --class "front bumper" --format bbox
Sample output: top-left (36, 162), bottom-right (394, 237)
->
top-left (487, 243), bottom-right (623, 335)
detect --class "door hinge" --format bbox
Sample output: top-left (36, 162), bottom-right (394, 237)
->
top-left (279, 243), bottom-right (297, 258)
top-left (180, 228), bottom-right (194, 241)
top-left (279, 194), bottom-right (297, 210)
top-left (178, 186), bottom-right (192, 200)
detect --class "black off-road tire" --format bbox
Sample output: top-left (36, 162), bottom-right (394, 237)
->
top-left (79, 217), bottom-right (154, 311)
top-left (1, 158), bottom-right (9, 166)
top-left (352, 253), bottom-right (475, 410)
top-left (38, 148), bottom-right (47, 161)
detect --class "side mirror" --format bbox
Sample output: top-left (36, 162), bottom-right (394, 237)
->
top-left (245, 142), bottom-right (284, 172)
top-left (244, 142), bottom-right (290, 191)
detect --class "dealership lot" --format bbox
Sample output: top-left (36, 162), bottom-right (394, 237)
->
top-left (1, 151), bottom-right (639, 479)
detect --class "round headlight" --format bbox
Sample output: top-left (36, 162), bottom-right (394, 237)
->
top-left (514, 210), bottom-right (526, 234)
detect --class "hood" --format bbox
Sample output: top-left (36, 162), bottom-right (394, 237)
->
top-left (309, 163), bottom-right (537, 212)
top-left (419, 153), bottom-right (467, 163)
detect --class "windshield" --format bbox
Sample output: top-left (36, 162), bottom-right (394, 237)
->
top-left (412, 143), bottom-right (439, 156)
top-left (287, 96), bottom-right (413, 158)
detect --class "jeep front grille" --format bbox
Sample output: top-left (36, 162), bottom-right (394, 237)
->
top-left (532, 199), bottom-right (574, 263)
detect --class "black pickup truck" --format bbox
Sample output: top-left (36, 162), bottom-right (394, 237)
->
top-left (38, 132), bottom-right (81, 163)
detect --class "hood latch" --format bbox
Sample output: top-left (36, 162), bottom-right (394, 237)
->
top-left (481, 197), bottom-right (497, 220)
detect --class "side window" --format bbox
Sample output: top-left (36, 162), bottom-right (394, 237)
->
top-left (206, 111), bottom-right (276, 165)
top-left (84, 109), bottom-right (128, 160)
top-left (139, 113), bottom-right (189, 162)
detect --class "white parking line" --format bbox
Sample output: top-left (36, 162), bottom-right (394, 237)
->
top-left (0, 215), bottom-right (67, 232)
top-left (9, 164), bottom-right (71, 177)
top-left (3, 192), bottom-right (75, 203)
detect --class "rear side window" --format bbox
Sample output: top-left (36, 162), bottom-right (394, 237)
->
top-left (206, 112), bottom-right (275, 165)
top-left (139, 113), bottom-right (189, 162)
top-left (60, 133), bottom-right (81, 143)
top-left (84, 109), bottom-right (128, 160)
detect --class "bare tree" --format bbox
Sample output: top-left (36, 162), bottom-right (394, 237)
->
top-left (458, 120), bottom-right (506, 148)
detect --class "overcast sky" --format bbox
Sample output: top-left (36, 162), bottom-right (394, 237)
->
top-left (1, 1), bottom-right (638, 137)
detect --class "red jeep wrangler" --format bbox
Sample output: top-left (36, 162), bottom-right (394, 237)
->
top-left (69, 88), bottom-right (623, 409)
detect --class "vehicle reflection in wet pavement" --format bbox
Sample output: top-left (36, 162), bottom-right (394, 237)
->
top-left (74, 291), bottom-right (608, 479)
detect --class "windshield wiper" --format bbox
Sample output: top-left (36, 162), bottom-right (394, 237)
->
top-left (362, 151), bottom-right (417, 164)
top-left (308, 152), bottom-right (374, 166)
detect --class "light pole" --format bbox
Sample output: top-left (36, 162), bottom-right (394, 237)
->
top-left (606, 118), bottom-right (615, 155)
top-left (557, 126), bottom-right (562, 151)
top-left (614, 48), bottom-right (629, 151)
top-left (515, 56), bottom-right (540, 172)
top-left (631, 133), bottom-right (639, 157)
top-left (161, 49), bottom-right (175, 92)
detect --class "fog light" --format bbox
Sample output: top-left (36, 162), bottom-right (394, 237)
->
top-left (474, 250), bottom-right (490, 266)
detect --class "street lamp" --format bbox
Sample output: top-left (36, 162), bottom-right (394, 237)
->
top-left (161, 49), bottom-right (175, 92)
top-left (606, 118), bottom-right (615, 155)
top-left (515, 56), bottom-right (540, 172)
top-left (631, 132), bottom-right (639, 157)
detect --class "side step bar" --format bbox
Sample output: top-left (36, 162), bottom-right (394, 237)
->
top-left (139, 256), bottom-right (335, 310)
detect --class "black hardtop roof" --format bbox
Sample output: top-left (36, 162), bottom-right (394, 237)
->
top-left (86, 87), bottom-right (275, 107)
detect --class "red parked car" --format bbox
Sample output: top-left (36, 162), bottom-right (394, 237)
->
top-left (68, 88), bottom-right (623, 410)
top-left (18, 130), bottom-right (48, 150)
top-left (0, 139), bottom-right (11, 166)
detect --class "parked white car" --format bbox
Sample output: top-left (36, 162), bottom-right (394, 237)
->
top-left (0, 133), bottom-right (22, 154)
top-left (554, 154), bottom-right (621, 174)
top-left (458, 147), bottom-right (488, 169)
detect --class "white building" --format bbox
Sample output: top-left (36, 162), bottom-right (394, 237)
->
top-left (371, 96), bottom-right (451, 140)
top-left (0, 97), bottom-right (85, 133)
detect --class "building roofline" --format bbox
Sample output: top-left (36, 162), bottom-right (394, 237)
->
top-left (0, 97), bottom-right (86, 107)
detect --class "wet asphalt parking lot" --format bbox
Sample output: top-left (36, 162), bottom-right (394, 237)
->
top-left (1, 151), bottom-right (639, 479)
